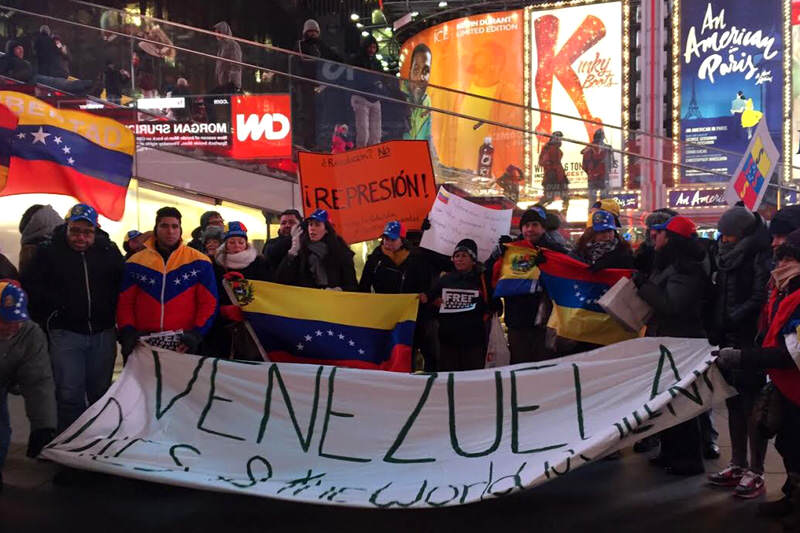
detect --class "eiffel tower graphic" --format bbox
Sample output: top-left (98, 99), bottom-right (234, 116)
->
top-left (684, 77), bottom-right (702, 120)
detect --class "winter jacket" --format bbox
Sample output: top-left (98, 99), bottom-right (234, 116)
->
top-left (352, 36), bottom-right (385, 103)
top-left (33, 31), bottom-right (60, 77)
top-left (489, 233), bottom-right (568, 330)
top-left (0, 320), bottom-right (56, 431)
top-left (710, 215), bottom-right (771, 348)
top-left (213, 22), bottom-right (242, 89)
top-left (637, 236), bottom-right (709, 338)
top-left (576, 237), bottom-right (634, 272)
top-left (263, 234), bottom-right (292, 271)
top-left (19, 205), bottom-right (63, 277)
top-left (213, 247), bottom-right (270, 306)
top-left (430, 266), bottom-right (490, 346)
top-left (0, 41), bottom-right (33, 82)
top-left (275, 235), bottom-right (357, 291)
top-left (117, 237), bottom-right (218, 336)
top-left (22, 224), bottom-right (124, 334)
top-left (358, 245), bottom-right (433, 295)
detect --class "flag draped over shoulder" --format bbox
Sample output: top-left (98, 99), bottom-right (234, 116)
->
top-left (493, 245), bottom-right (639, 346)
top-left (0, 92), bottom-right (134, 220)
top-left (240, 280), bottom-right (418, 372)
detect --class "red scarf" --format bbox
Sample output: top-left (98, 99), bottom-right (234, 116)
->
top-left (762, 287), bottom-right (800, 406)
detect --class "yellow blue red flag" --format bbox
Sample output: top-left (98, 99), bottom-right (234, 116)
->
top-left (0, 91), bottom-right (134, 220)
top-left (492, 243), bottom-right (541, 298)
top-left (240, 281), bottom-right (418, 372)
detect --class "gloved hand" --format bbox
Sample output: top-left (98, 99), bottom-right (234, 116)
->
top-left (288, 224), bottom-right (303, 256)
top-left (713, 347), bottom-right (742, 370)
top-left (179, 329), bottom-right (203, 354)
top-left (27, 428), bottom-right (55, 458)
top-left (118, 327), bottom-right (141, 359)
top-left (220, 304), bottom-right (244, 322)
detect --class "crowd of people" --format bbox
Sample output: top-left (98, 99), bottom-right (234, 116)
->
top-left (0, 198), bottom-right (798, 531)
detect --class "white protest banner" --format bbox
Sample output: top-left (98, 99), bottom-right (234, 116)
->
top-left (41, 338), bottom-right (733, 508)
top-left (724, 118), bottom-right (780, 211)
top-left (439, 288), bottom-right (480, 314)
top-left (421, 188), bottom-right (513, 261)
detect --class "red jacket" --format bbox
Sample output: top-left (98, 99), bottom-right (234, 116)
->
top-left (117, 238), bottom-right (218, 335)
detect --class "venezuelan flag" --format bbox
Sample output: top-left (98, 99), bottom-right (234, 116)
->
top-left (0, 103), bottom-right (18, 190)
top-left (492, 242), bottom-right (541, 298)
top-left (241, 281), bottom-right (418, 372)
top-left (0, 91), bottom-right (134, 220)
top-left (732, 136), bottom-right (770, 210)
top-left (538, 249), bottom-right (639, 346)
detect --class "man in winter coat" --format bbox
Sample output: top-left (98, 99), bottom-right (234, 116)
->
top-left (263, 209), bottom-right (301, 271)
top-left (488, 206), bottom-right (568, 363)
top-left (21, 204), bottom-right (123, 431)
top-left (0, 281), bottom-right (56, 491)
top-left (117, 207), bottom-right (218, 359)
top-left (351, 35), bottom-right (385, 147)
top-left (635, 215), bottom-right (709, 475)
top-left (716, 227), bottom-right (800, 527)
top-left (18, 205), bottom-right (63, 278)
top-left (707, 206), bottom-right (772, 498)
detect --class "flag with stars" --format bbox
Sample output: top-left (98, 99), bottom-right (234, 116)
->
top-left (240, 281), bottom-right (418, 372)
top-left (725, 117), bottom-right (780, 211)
top-left (0, 103), bottom-right (18, 190)
top-left (0, 91), bottom-right (134, 220)
top-left (538, 249), bottom-right (638, 346)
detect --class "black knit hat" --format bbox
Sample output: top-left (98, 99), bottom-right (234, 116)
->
top-left (776, 228), bottom-right (800, 261)
top-left (520, 206), bottom-right (547, 229)
top-left (770, 205), bottom-right (800, 237)
top-left (453, 238), bottom-right (478, 261)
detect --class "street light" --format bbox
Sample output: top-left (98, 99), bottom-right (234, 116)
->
top-left (350, 13), bottom-right (359, 21)
top-left (356, 22), bottom-right (364, 28)
top-left (438, 1), bottom-right (448, 7)
top-left (411, 11), bottom-right (419, 17)
top-left (361, 30), bottom-right (370, 37)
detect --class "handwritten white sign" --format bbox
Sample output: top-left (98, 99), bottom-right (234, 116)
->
top-left (421, 188), bottom-right (512, 261)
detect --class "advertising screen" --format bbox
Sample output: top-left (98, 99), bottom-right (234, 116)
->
top-left (528, 1), bottom-right (624, 194)
top-left (399, 10), bottom-right (525, 180)
top-left (678, 0), bottom-right (784, 183)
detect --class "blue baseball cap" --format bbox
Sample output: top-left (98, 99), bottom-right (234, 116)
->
top-left (225, 221), bottom-right (248, 240)
top-left (382, 220), bottom-right (405, 240)
top-left (66, 203), bottom-right (99, 227)
top-left (592, 210), bottom-right (616, 232)
top-left (307, 209), bottom-right (329, 224)
top-left (0, 280), bottom-right (29, 323)
top-left (124, 230), bottom-right (142, 243)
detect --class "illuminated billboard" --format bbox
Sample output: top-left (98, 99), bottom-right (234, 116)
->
top-left (526, 0), bottom-right (628, 195)
top-left (399, 10), bottom-right (525, 181)
top-left (674, 0), bottom-right (789, 184)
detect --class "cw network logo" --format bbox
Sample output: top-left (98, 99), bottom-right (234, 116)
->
top-left (235, 113), bottom-right (290, 141)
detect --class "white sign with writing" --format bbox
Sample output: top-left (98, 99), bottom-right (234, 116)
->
top-left (421, 188), bottom-right (512, 261)
top-left (41, 338), bottom-right (732, 508)
top-left (440, 288), bottom-right (480, 314)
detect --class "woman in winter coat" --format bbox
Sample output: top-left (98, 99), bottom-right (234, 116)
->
top-left (707, 206), bottom-right (772, 497)
top-left (275, 209), bottom-right (357, 291)
top-left (204, 222), bottom-right (269, 358)
top-left (424, 239), bottom-right (492, 372)
top-left (634, 215), bottom-right (709, 476)
top-left (716, 227), bottom-right (800, 522)
top-left (575, 209), bottom-right (634, 271)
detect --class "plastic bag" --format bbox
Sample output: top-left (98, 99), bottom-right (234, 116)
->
top-left (485, 314), bottom-right (511, 368)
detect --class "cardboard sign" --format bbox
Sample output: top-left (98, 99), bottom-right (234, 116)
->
top-left (421, 188), bottom-right (513, 261)
top-left (42, 338), bottom-right (733, 508)
top-left (298, 140), bottom-right (436, 244)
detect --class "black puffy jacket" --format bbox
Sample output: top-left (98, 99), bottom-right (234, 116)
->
top-left (22, 224), bottom-right (124, 334)
top-left (358, 245), bottom-right (433, 295)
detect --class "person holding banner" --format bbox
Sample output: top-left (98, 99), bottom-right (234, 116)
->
top-left (716, 227), bottom-right (800, 523)
top-left (634, 215), bottom-right (709, 476)
top-left (425, 239), bottom-right (492, 371)
top-left (275, 209), bottom-right (357, 292)
top-left (488, 207), bottom-right (568, 364)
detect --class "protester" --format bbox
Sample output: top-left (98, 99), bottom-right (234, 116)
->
top-left (19, 205), bottom-right (63, 277)
top-left (122, 230), bottom-right (151, 260)
top-left (575, 210), bottom-right (634, 271)
top-left (206, 222), bottom-right (270, 357)
top-left (263, 209), bottom-right (301, 270)
top-left (117, 207), bottom-right (218, 359)
top-left (425, 239), bottom-right (491, 371)
top-left (635, 215), bottom-right (708, 475)
top-left (489, 207), bottom-right (568, 364)
top-left (188, 211), bottom-right (225, 251)
top-left (0, 281), bottom-right (56, 492)
top-left (716, 227), bottom-right (800, 524)
top-left (769, 205), bottom-right (800, 253)
top-left (633, 208), bottom-right (679, 278)
top-left (22, 204), bottom-right (124, 431)
top-left (359, 221), bottom-right (439, 371)
top-left (212, 21), bottom-right (242, 93)
top-left (275, 209), bottom-right (357, 291)
top-left (707, 206), bottom-right (771, 498)
top-left (588, 198), bottom-right (622, 229)
top-left (351, 35), bottom-right (385, 148)
top-left (202, 225), bottom-right (225, 258)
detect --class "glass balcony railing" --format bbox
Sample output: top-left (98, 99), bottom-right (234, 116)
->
top-left (1, 0), bottom-right (798, 237)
